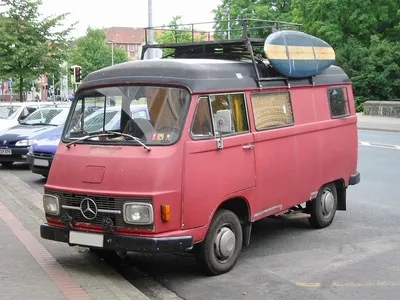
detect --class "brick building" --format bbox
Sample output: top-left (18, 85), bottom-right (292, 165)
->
top-left (103, 27), bottom-right (146, 60)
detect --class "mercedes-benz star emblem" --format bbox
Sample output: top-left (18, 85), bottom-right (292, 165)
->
top-left (80, 198), bottom-right (98, 220)
top-left (2, 140), bottom-right (6, 145)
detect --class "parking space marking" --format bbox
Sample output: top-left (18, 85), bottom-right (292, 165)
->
top-left (359, 141), bottom-right (400, 150)
top-left (297, 281), bottom-right (400, 288)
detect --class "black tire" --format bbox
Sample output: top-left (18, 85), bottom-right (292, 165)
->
top-left (0, 161), bottom-right (13, 168)
top-left (308, 182), bottom-right (338, 229)
top-left (196, 209), bottom-right (243, 275)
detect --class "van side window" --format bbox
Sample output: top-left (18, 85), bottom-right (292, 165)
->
top-left (328, 87), bottom-right (350, 118)
top-left (251, 91), bottom-right (294, 130)
top-left (191, 97), bottom-right (213, 137)
top-left (210, 93), bottom-right (249, 134)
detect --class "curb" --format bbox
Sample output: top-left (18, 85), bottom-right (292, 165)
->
top-left (357, 126), bottom-right (400, 133)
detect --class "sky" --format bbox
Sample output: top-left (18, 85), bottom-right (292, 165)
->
top-left (39, 0), bottom-right (223, 38)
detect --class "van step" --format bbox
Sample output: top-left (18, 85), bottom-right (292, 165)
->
top-left (278, 211), bottom-right (311, 220)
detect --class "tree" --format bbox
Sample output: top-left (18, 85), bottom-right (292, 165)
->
top-left (69, 27), bottom-right (129, 79)
top-left (213, 0), bottom-right (294, 40)
top-left (291, 0), bottom-right (400, 49)
top-left (0, 0), bottom-right (75, 101)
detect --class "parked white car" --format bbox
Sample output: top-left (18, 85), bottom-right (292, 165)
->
top-left (0, 102), bottom-right (56, 133)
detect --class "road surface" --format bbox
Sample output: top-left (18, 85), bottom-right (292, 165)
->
top-left (7, 129), bottom-right (400, 300)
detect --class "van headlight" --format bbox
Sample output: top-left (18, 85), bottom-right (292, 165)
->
top-left (123, 203), bottom-right (153, 225)
top-left (43, 194), bottom-right (60, 216)
top-left (28, 146), bottom-right (33, 155)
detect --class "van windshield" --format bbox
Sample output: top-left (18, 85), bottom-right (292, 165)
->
top-left (63, 85), bottom-right (190, 145)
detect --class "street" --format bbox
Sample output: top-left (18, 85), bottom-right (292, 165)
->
top-left (4, 129), bottom-right (400, 300)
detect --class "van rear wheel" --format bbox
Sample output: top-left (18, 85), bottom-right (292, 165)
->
top-left (308, 183), bottom-right (337, 229)
top-left (196, 209), bottom-right (243, 275)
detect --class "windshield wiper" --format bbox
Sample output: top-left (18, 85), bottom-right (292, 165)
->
top-left (65, 131), bottom-right (151, 151)
top-left (21, 122), bottom-right (57, 126)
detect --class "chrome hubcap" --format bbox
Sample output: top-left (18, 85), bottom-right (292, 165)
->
top-left (321, 189), bottom-right (334, 218)
top-left (214, 226), bottom-right (236, 261)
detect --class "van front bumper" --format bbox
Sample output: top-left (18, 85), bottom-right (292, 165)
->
top-left (40, 224), bottom-right (194, 253)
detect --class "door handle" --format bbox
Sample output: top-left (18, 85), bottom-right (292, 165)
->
top-left (243, 144), bottom-right (254, 150)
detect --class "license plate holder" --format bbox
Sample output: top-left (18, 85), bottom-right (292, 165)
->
top-left (69, 231), bottom-right (104, 247)
top-left (0, 149), bottom-right (12, 155)
top-left (33, 159), bottom-right (49, 167)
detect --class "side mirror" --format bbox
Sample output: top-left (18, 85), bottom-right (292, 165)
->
top-left (215, 110), bottom-right (232, 150)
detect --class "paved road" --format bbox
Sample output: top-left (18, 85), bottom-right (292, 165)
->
top-left (7, 129), bottom-right (400, 300)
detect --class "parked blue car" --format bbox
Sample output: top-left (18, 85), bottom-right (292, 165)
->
top-left (0, 106), bottom-right (71, 169)
top-left (27, 105), bottom-right (149, 177)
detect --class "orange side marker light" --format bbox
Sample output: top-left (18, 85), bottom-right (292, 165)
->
top-left (161, 204), bottom-right (171, 222)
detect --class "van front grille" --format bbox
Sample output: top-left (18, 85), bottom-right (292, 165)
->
top-left (47, 191), bottom-right (152, 229)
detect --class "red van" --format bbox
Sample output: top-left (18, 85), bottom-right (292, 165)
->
top-left (40, 20), bottom-right (360, 275)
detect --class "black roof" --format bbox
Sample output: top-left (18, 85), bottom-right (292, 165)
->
top-left (78, 58), bottom-right (350, 94)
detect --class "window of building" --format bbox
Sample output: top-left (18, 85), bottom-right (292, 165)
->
top-left (251, 91), bottom-right (294, 130)
top-left (129, 44), bottom-right (135, 52)
top-left (191, 93), bottom-right (249, 138)
top-left (328, 87), bottom-right (350, 118)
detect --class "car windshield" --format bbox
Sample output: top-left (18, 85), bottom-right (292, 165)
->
top-left (0, 105), bottom-right (21, 120)
top-left (21, 107), bottom-right (69, 126)
top-left (63, 85), bottom-right (190, 146)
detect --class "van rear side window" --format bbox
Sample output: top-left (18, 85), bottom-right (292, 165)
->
top-left (251, 91), bottom-right (294, 130)
top-left (328, 87), bottom-right (350, 118)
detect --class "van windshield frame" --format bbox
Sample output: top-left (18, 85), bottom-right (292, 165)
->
top-left (61, 85), bottom-right (191, 147)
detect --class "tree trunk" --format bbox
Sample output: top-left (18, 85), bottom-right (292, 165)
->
top-left (19, 77), bottom-right (24, 102)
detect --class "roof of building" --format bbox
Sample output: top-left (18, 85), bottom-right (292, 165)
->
top-left (104, 27), bottom-right (146, 44)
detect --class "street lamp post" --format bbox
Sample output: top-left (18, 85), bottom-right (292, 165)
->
top-left (108, 40), bottom-right (114, 65)
top-left (221, 1), bottom-right (231, 40)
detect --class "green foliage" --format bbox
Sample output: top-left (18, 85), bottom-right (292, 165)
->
top-left (213, 0), bottom-right (294, 40)
top-left (291, 0), bottom-right (400, 49)
top-left (68, 27), bottom-right (129, 79)
top-left (0, 0), bottom-right (74, 101)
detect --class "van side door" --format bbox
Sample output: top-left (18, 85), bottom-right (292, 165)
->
top-left (183, 93), bottom-right (256, 230)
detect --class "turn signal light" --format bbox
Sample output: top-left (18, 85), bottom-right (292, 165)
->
top-left (161, 204), bottom-right (171, 222)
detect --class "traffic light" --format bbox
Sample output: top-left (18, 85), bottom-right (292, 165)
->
top-left (70, 65), bottom-right (82, 84)
top-left (74, 66), bottom-right (82, 84)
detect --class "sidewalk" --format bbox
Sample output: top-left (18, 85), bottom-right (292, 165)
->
top-left (357, 113), bottom-right (400, 133)
top-left (0, 171), bottom-right (151, 300)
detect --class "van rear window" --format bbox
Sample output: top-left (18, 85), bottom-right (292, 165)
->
top-left (328, 87), bottom-right (350, 118)
top-left (251, 91), bottom-right (294, 130)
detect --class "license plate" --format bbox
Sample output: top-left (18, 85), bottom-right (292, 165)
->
top-left (69, 231), bottom-right (104, 247)
top-left (33, 159), bottom-right (49, 167)
top-left (0, 149), bottom-right (11, 155)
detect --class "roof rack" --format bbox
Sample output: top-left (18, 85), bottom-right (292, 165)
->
top-left (141, 19), bottom-right (303, 89)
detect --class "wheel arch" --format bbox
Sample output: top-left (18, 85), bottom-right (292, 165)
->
top-left (206, 196), bottom-right (253, 246)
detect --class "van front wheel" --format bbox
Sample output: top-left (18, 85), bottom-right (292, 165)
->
top-left (308, 183), bottom-right (338, 229)
top-left (196, 209), bottom-right (243, 275)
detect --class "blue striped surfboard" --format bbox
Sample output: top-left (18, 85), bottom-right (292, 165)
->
top-left (264, 30), bottom-right (335, 78)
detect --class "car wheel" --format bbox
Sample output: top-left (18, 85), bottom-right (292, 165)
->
top-left (196, 209), bottom-right (243, 275)
top-left (308, 182), bottom-right (338, 229)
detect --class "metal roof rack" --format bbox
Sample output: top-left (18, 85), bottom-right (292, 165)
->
top-left (141, 19), bottom-right (303, 89)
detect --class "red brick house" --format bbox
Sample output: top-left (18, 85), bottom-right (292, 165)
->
top-left (104, 27), bottom-right (146, 59)
top-left (104, 27), bottom-right (214, 60)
